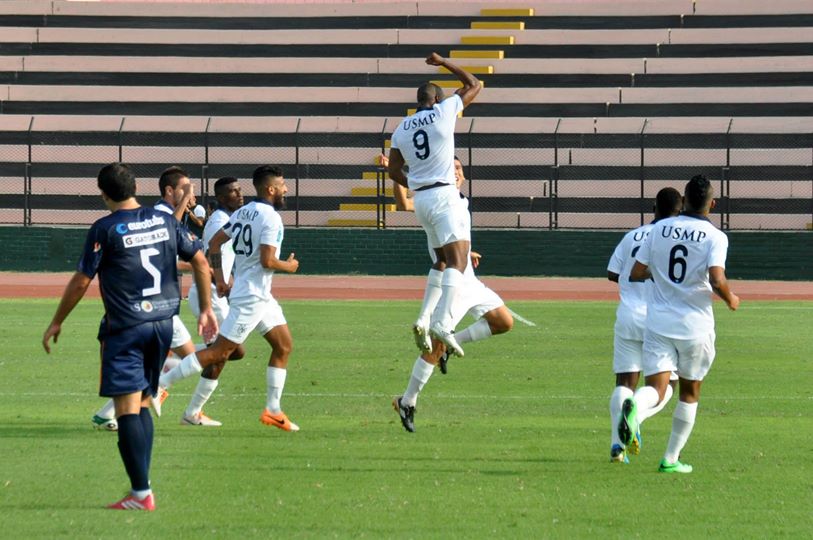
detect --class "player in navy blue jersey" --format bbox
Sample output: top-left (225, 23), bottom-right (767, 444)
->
top-left (42, 162), bottom-right (218, 511)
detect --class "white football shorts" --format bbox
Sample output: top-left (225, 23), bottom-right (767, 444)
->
top-left (451, 278), bottom-right (504, 324)
top-left (643, 329), bottom-right (716, 381)
top-left (170, 314), bottom-right (192, 349)
top-left (188, 284), bottom-right (230, 323)
top-left (613, 334), bottom-right (644, 374)
top-left (413, 186), bottom-right (471, 248)
top-left (218, 294), bottom-right (287, 344)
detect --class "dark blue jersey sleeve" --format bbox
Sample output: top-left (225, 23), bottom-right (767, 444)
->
top-left (176, 221), bottom-right (204, 262)
top-left (77, 221), bottom-right (107, 279)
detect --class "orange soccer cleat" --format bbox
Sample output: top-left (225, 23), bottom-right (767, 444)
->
top-left (260, 409), bottom-right (300, 432)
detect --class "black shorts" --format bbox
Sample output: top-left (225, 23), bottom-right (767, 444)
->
top-left (98, 318), bottom-right (173, 398)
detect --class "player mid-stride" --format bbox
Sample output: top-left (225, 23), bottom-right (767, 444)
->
top-left (388, 52), bottom-right (481, 359)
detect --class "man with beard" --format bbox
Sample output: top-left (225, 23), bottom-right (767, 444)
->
top-left (159, 166), bottom-right (301, 431)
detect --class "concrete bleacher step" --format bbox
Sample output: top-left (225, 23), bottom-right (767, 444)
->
top-left (351, 187), bottom-right (393, 197)
top-left (471, 22), bottom-right (525, 30)
top-left (327, 218), bottom-right (382, 227)
top-left (450, 50), bottom-right (504, 59)
top-left (439, 65), bottom-right (494, 75)
top-left (480, 9), bottom-right (535, 17)
top-left (460, 36), bottom-right (515, 45)
top-left (338, 203), bottom-right (396, 212)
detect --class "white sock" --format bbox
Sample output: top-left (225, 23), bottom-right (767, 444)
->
top-left (185, 377), bottom-right (219, 417)
top-left (161, 353), bottom-right (181, 375)
top-left (402, 357), bottom-right (435, 407)
top-left (265, 367), bottom-right (287, 413)
top-left (95, 399), bottom-right (116, 420)
top-left (416, 269), bottom-right (443, 327)
top-left (639, 384), bottom-right (674, 422)
top-left (456, 318), bottom-right (492, 344)
top-left (160, 352), bottom-right (203, 388)
top-left (663, 401), bottom-right (698, 463)
top-left (132, 488), bottom-right (152, 500)
top-left (432, 268), bottom-right (465, 330)
top-left (610, 386), bottom-right (633, 447)
top-left (632, 385), bottom-right (660, 425)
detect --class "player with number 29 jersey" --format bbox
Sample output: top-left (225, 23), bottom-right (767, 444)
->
top-left (222, 199), bottom-right (283, 302)
top-left (636, 214), bottom-right (728, 339)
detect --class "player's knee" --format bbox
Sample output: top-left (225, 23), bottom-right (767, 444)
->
top-left (489, 311), bottom-right (514, 334)
top-left (229, 344), bottom-right (246, 361)
top-left (275, 340), bottom-right (293, 358)
top-left (203, 361), bottom-right (226, 379)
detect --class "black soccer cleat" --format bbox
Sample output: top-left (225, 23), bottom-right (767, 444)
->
top-left (438, 348), bottom-right (451, 375)
top-left (392, 396), bottom-right (416, 433)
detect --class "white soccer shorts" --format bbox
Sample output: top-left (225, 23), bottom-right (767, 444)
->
top-left (413, 186), bottom-right (471, 248)
top-left (170, 314), bottom-right (192, 349)
top-left (613, 334), bottom-right (644, 374)
top-left (642, 329), bottom-right (716, 381)
top-left (188, 284), bottom-right (230, 322)
top-left (451, 278), bottom-right (504, 325)
top-left (218, 294), bottom-right (287, 345)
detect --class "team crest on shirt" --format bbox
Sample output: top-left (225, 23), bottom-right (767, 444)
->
top-left (140, 300), bottom-right (154, 313)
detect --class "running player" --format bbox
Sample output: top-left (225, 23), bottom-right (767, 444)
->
top-left (42, 162), bottom-right (217, 510)
top-left (619, 175), bottom-right (740, 473)
top-left (606, 187), bottom-right (682, 463)
top-left (388, 52), bottom-right (481, 358)
top-left (159, 166), bottom-right (301, 431)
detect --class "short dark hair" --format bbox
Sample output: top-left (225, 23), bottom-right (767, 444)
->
top-left (252, 165), bottom-right (284, 189)
top-left (684, 174), bottom-right (713, 213)
top-left (417, 82), bottom-right (444, 105)
top-left (158, 166), bottom-right (189, 195)
top-left (655, 187), bottom-right (682, 219)
top-left (214, 176), bottom-right (238, 196)
top-left (97, 163), bottom-right (136, 202)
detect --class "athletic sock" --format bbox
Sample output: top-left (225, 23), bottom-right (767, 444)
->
top-left (632, 385), bottom-right (660, 425)
top-left (402, 357), bottom-right (435, 407)
top-left (639, 383), bottom-right (674, 422)
top-left (415, 269), bottom-right (443, 327)
top-left (116, 414), bottom-right (150, 493)
top-left (265, 367), bottom-right (287, 413)
top-left (138, 407), bottom-right (154, 474)
top-left (663, 401), bottom-right (698, 464)
top-left (159, 352), bottom-right (203, 388)
top-left (432, 268), bottom-right (465, 330)
top-left (610, 385), bottom-right (634, 447)
top-left (455, 318), bottom-right (492, 344)
top-left (161, 353), bottom-right (181, 375)
top-left (95, 399), bottom-right (116, 421)
top-left (185, 377), bottom-right (219, 417)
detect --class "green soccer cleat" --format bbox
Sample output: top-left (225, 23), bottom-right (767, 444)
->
top-left (658, 459), bottom-right (693, 474)
top-left (91, 414), bottom-right (118, 432)
top-left (617, 398), bottom-right (639, 449)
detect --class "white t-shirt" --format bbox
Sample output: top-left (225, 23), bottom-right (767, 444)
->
top-left (188, 207), bottom-right (233, 297)
top-left (636, 214), bottom-right (729, 339)
top-left (390, 94), bottom-right (463, 191)
top-left (607, 223), bottom-right (653, 341)
top-left (223, 199), bottom-right (284, 302)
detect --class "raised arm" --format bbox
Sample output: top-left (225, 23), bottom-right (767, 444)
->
top-left (425, 52), bottom-right (481, 108)
top-left (709, 266), bottom-right (740, 311)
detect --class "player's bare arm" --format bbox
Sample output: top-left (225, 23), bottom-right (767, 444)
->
top-left (208, 228), bottom-right (230, 297)
top-left (709, 266), bottom-right (740, 311)
top-left (426, 52), bottom-right (481, 107)
top-left (387, 148), bottom-right (409, 188)
top-left (260, 244), bottom-right (299, 273)
top-left (42, 271), bottom-right (93, 353)
top-left (629, 261), bottom-right (651, 282)
top-left (607, 271), bottom-right (620, 283)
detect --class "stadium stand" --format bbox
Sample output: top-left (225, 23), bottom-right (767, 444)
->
top-left (0, 0), bottom-right (811, 229)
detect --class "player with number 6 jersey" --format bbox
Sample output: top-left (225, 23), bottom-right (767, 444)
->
top-left (619, 175), bottom-right (740, 474)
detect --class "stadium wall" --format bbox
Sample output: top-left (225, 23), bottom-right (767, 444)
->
top-left (1, 226), bottom-right (810, 280)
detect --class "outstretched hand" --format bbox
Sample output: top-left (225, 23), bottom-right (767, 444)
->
top-left (425, 52), bottom-right (445, 66)
top-left (198, 307), bottom-right (219, 343)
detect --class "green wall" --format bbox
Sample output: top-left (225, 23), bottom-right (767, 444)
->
top-left (0, 226), bottom-right (809, 280)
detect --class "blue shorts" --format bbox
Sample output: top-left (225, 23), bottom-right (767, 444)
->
top-left (98, 318), bottom-right (173, 398)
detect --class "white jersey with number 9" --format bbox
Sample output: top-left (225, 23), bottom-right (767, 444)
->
top-left (390, 94), bottom-right (464, 192)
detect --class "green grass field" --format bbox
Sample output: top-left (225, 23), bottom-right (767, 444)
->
top-left (1, 298), bottom-right (810, 538)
